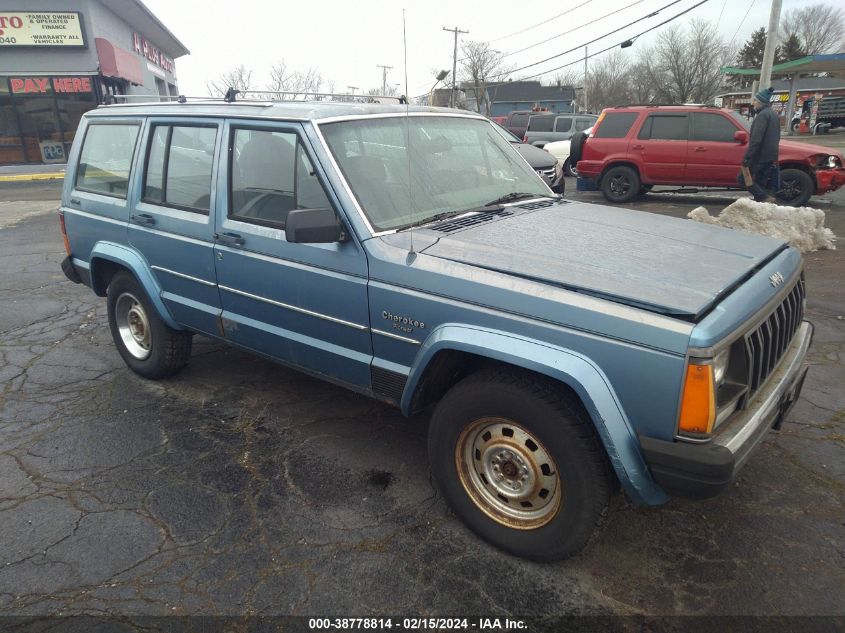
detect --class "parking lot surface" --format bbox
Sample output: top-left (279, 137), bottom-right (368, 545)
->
top-left (1, 180), bottom-right (843, 621)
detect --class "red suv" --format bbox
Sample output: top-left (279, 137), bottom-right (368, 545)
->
top-left (575, 105), bottom-right (845, 206)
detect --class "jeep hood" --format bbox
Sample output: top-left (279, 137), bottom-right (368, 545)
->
top-left (419, 201), bottom-right (788, 320)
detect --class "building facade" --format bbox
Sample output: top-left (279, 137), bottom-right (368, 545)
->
top-left (0, 0), bottom-right (188, 165)
top-left (716, 77), bottom-right (845, 120)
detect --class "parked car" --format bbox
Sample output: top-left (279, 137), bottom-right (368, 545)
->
top-left (543, 127), bottom-right (593, 177)
top-left (60, 100), bottom-right (812, 561)
top-left (502, 108), bottom-right (550, 140)
top-left (524, 113), bottom-right (598, 147)
top-left (494, 122), bottom-right (564, 192)
top-left (575, 105), bottom-right (845, 206)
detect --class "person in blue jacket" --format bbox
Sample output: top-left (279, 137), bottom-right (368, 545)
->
top-left (739, 86), bottom-right (781, 202)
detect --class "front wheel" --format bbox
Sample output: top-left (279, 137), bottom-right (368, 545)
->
top-left (600, 165), bottom-right (641, 203)
top-left (106, 271), bottom-right (192, 379)
top-left (428, 369), bottom-right (611, 561)
top-left (776, 168), bottom-right (814, 207)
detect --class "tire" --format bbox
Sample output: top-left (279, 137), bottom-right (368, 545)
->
top-left (569, 131), bottom-right (587, 166)
top-left (776, 168), bottom-right (814, 207)
top-left (790, 119), bottom-right (800, 134)
top-left (600, 165), bottom-right (641, 203)
top-left (106, 271), bottom-right (192, 379)
top-left (563, 158), bottom-right (578, 177)
top-left (428, 368), bottom-right (612, 561)
top-left (638, 184), bottom-right (653, 196)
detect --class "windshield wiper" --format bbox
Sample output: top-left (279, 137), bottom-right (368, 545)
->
top-left (399, 210), bottom-right (467, 231)
top-left (483, 192), bottom-right (560, 206)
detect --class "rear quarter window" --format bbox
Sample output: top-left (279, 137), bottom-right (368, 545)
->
top-left (593, 112), bottom-right (638, 139)
top-left (528, 115), bottom-right (555, 132)
top-left (75, 122), bottom-right (140, 198)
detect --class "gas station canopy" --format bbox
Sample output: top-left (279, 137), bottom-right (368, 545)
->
top-left (721, 53), bottom-right (845, 78)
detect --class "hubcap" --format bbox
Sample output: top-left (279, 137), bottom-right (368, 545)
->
top-left (456, 418), bottom-right (562, 530)
top-left (115, 293), bottom-right (152, 360)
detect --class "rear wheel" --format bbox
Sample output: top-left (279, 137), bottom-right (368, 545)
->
top-left (776, 168), bottom-right (814, 207)
top-left (106, 271), bottom-right (192, 379)
top-left (563, 158), bottom-right (578, 177)
top-left (601, 165), bottom-right (641, 203)
top-left (428, 368), bottom-right (611, 561)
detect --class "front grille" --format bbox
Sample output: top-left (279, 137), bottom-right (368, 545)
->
top-left (744, 277), bottom-right (805, 393)
top-left (537, 167), bottom-right (555, 182)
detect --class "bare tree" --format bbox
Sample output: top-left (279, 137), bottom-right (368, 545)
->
top-left (639, 20), bottom-right (729, 104)
top-left (267, 60), bottom-right (323, 99)
top-left (584, 50), bottom-right (632, 112)
top-left (546, 68), bottom-right (583, 89)
top-left (458, 41), bottom-right (511, 114)
top-left (206, 65), bottom-right (253, 97)
top-left (780, 3), bottom-right (845, 55)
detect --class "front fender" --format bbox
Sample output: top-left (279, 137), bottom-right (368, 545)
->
top-left (403, 324), bottom-right (668, 506)
top-left (89, 241), bottom-right (182, 330)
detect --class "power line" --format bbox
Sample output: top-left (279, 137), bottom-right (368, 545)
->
top-left (488, 0), bottom-right (597, 43)
top-left (502, 0), bottom-right (650, 59)
top-left (714, 0), bottom-right (729, 30)
top-left (729, 0), bottom-right (757, 47)
top-left (487, 0), bottom-right (686, 81)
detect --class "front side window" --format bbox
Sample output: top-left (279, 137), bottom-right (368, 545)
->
top-left (229, 128), bottom-right (331, 228)
top-left (691, 113), bottom-right (740, 142)
top-left (639, 115), bottom-right (688, 141)
top-left (76, 122), bottom-right (140, 198)
top-left (554, 117), bottom-right (573, 132)
top-left (143, 124), bottom-right (217, 212)
top-left (320, 116), bottom-right (549, 232)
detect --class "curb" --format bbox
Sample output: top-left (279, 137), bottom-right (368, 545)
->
top-left (0, 172), bottom-right (65, 183)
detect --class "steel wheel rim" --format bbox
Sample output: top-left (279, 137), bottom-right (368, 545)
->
top-left (456, 417), bottom-right (562, 530)
top-left (115, 292), bottom-right (152, 360)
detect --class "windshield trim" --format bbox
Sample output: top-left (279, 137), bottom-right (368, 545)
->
top-left (313, 113), bottom-right (551, 237)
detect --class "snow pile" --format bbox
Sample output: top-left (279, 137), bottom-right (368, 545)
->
top-left (688, 198), bottom-right (836, 253)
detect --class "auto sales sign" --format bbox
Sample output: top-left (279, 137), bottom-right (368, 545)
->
top-left (0, 12), bottom-right (85, 47)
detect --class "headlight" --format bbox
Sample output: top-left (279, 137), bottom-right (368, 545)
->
top-left (826, 155), bottom-right (842, 169)
top-left (713, 348), bottom-right (730, 385)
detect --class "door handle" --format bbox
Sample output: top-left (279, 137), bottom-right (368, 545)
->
top-left (131, 213), bottom-right (156, 226)
top-left (215, 232), bottom-right (245, 247)
top-left (632, 144), bottom-right (644, 150)
top-left (69, 198), bottom-right (81, 206)
top-left (694, 147), bottom-right (707, 152)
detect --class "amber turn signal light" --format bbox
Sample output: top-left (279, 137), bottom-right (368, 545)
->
top-left (678, 363), bottom-right (715, 436)
top-left (58, 210), bottom-right (72, 257)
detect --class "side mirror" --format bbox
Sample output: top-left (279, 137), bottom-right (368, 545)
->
top-left (734, 130), bottom-right (748, 145)
top-left (285, 208), bottom-right (346, 243)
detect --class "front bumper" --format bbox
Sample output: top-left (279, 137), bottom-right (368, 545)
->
top-left (815, 167), bottom-right (845, 193)
top-left (641, 320), bottom-right (813, 499)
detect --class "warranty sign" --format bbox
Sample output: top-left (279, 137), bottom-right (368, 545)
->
top-left (0, 12), bottom-right (86, 47)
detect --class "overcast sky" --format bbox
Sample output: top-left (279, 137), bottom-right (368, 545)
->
top-left (142, 0), bottom-right (838, 99)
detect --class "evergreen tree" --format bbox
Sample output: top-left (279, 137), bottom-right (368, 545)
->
top-left (776, 33), bottom-right (807, 63)
top-left (731, 27), bottom-right (767, 87)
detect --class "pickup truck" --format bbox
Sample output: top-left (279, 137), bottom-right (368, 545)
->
top-left (59, 100), bottom-right (813, 561)
top-left (524, 113), bottom-right (598, 147)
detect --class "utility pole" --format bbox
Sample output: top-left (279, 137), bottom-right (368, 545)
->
top-left (758, 0), bottom-right (783, 93)
top-left (377, 64), bottom-right (393, 95)
top-left (443, 26), bottom-right (469, 107)
top-left (583, 46), bottom-right (588, 113)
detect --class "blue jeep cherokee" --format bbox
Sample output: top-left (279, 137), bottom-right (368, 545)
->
top-left (59, 101), bottom-right (812, 561)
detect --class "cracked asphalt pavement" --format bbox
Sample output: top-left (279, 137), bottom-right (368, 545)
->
top-left (0, 180), bottom-right (843, 620)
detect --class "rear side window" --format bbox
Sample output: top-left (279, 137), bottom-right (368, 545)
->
top-left (639, 115), bottom-right (688, 140)
top-left (554, 117), bottom-right (572, 132)
top-left (143, 124), bottom-right (218, 213)
top-left (528, 115), bottom-right (555, 132)
top-left (575, 118), bottom-right (593, 131)
top-left (691, 112), bottom-right (739, 142)
top-left (593, 112), bottom-right (638, 138)
top-left (229, 128), bottom-right (331, 229)
top-left (75, 123), bottom-right (140, 198)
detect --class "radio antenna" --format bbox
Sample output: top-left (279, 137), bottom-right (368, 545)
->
top-left (403, 8), bottom-right (415, 258)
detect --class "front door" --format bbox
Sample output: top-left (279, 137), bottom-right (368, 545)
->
top-left (212, 120), bottom-right (372, 389)
top-left (686, 112), bottom-right (745, 185)
top-left (128, 118), bottom-right (223, 336)
top-left (631, 113), bottom-right (689, 183)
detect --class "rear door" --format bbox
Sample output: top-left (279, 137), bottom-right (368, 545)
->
top-left (686, 112), bottom-right (743, 185)
top-left (554, 116), bottom-right (573, 138)
top-left (212, 119), bottom-right (372, 388)
top-left (631, 113), bottom-right (689, 183)
top-left (128, 117), bottom-right (223, 336)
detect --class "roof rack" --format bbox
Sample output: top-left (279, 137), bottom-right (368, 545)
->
top-left (99, 88), bottom-right (409, 107)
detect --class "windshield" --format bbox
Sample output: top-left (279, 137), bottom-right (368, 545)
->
top-left (727, 109), bottom-right (751, 131)
top-left (320, 116), bottom-right (549, 232)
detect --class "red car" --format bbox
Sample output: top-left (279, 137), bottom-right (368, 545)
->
top-left (575, 105), bottom-right (845, 206)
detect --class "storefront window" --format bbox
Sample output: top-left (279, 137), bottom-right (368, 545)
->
top-left (0, 76), bottom-right (97, 165)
